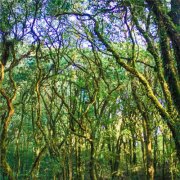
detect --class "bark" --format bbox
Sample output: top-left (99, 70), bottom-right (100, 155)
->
top-left (145, 0), bottom-right (180, 112)
top-left (166, 121), bottom-right (180, 161)
top-left (158, 19), bottom-right (180, 114)
top-left (171, 0), bottom-right (180, 26)
top-left (145, 125), bottom-right (154, 180)
top-left (170, 0), bottom-right (180, 76)
top-left (145, 0), bottom-right (180, 71)
top-left (68, 137), bottom-right (73, 180)
top-left (76, 137), bottom-right (83, 180)
top-left (162, 134), bottom-right (165, 179)
top-left (141, 135), bottom-right (146, 172)
top-left (129, 139), bottom-right (132, 165)
top-left (112, 136), bottom-right (121, 179)
top-left (89, 141), bottom-right (97, 180)
top-left (132, 135), bottom-right (137, 165)
top-left (0, 63), bottom-right (4, 86)
top-left (30, 145), bottom-right (47, 179)
top-left (0, 83), bottom-right (16, 179)
top-left (153, 128), bottom-right (158, 177)
top-left (63, 158), bottom-right (67, 180)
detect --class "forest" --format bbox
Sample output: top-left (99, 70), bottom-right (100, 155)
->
top-left (0, 0), bottom-right (179, 179)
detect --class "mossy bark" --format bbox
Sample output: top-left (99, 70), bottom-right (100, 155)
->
top-left (0, 89), bottom-right (15, 180)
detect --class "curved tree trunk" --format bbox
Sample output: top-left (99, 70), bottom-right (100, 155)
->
top-left (0, 89), bottom-right (15, 180)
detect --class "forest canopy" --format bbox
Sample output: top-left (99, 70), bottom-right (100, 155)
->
top-left (0, 0), bottom-right (179, 179)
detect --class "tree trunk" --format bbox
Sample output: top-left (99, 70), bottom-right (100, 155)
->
top-left (0, 89), bottom-right (15, 180)
top-left (171, 0), bottom-right (180, 26)
top-left (89, 141), bottom-right (97, 180)
top-left (68, 137), bottom-right (73, 180)
top-left (141, 137), bottom-right (146, 172)
top-left (167, 122), bottom-right (180, 161)
top-left (145, 0), bottom-right (180, 113)
top-left (132, 135), bottom-right (137, 165)
top-left (145, 128), bottom-right (154, 180)
top-left (30, 146), bottom-right (47, 179)
top-left (162, 133), bottom-right (165, 179)
top-left (153, 128), bottom-right (158, 178)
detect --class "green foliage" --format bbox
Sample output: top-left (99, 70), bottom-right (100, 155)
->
top-left (46, 0), bottom-right (71, 15)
